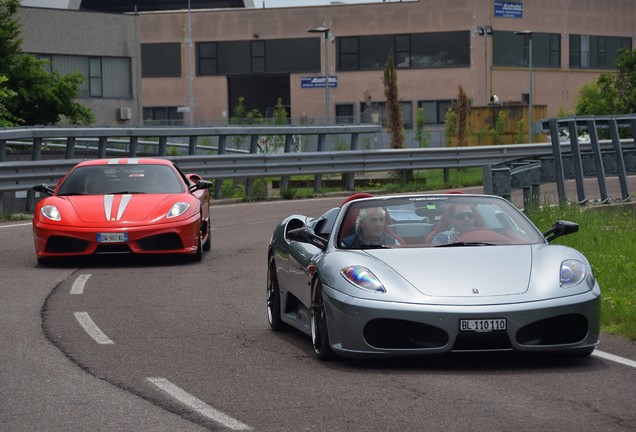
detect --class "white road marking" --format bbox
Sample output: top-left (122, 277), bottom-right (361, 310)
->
top-left (147, 377), bottom-right (251, 431)
top-left (593, 350), bottom-right (636, 369)
top-left (70, 274), bottom-right (92, 295)
top-left (0, 222), bottom-right (32, 228)
top-left (73, 312), bottom-right (114, 345)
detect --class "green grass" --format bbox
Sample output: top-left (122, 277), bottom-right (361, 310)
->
top-left (525, 202), bottom-right (636, 340)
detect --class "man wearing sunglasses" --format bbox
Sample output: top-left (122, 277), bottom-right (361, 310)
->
top-left (431, 204), bottom-right (475, 245)
top-left (342, 207), bottom-right (399, 247)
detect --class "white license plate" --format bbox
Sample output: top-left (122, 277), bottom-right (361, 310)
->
top-left (460, 318), bottom-right (506, 332)
top-left (97, 232), bottom-right (128, 243)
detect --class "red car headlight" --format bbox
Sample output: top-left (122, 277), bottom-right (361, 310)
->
top-left (41, 205), bottom-right (61, 221)
top-left (167, 202), bottom-right (191, 219)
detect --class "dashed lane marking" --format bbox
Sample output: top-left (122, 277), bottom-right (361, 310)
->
top-left (593, 350), bottom-right (636, 369)
top-left (147, 377), bottom-right (251, 430)
top-left (70, 274), bottom-right (91, 295)
top-left (74, 312), bottom-right (114, 345)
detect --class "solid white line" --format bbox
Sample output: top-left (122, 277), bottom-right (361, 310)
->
top-left (0, 222), bottom-right (31, 228)
top-left (73, 312), bottom-right (114, 345)
top-left (70, 274), bottom-right (92, 295)
top-left (147, 377), bottom-right (251, 431)
top-left (593, 350), bottom-right (636, 369)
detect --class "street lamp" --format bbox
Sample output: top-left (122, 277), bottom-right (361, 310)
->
top-left (476, 25), bottom-right (493, 105)
top-left (307, 26), bottom-right (330, 125)
top-left (515, 30), bottom-right (533, 143)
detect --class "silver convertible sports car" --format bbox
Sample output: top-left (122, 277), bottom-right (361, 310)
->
top-left (266, 192), bottom-right (601, 360)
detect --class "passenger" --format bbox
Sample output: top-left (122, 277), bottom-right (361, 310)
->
top-left (342, 207), bottom-right (398, 247)
top-left (431, 204), bottom-right (475, 245)
top-left (83, 172), bottom-right (104, 194)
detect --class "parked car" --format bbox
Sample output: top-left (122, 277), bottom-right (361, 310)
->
top-left (32, 158), bottom-right (212, 265)
top-left (267, 192), bottom-right (600, 360)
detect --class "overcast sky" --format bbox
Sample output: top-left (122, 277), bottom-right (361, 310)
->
top-left (250, 0), bottom-right (390, 8)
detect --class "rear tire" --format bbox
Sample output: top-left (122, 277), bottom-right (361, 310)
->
top-left (311, 280), bottom-right (334, 361)
top-left (202, 221), bottom-right (211, 251)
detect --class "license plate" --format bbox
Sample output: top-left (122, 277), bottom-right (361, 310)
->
top-left (460, 318), bottom-right (506, 332)
top-left (97, 232), bottom-right (128, 243)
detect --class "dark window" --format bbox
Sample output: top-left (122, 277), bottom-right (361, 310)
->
top-left (493, 31), bottom-right (560, 68)
top-left (411, 31), bottom-right (470, 68)
top-left (335, 103), bottom-right (355, 124)
top-left (141, 43), bottom-right (181, 77)
top-left (417, 100), bottom-right (455, 125)
top-left (142, 107), bottom-right (183, 126)
top-left (251, 40), bottom-right (265, 73)
top-left (197, 42), bottom-right (217, 75)
top-left (89, 57), bottom-right (102, 97)
top-left (266, 38), bottom-right (320, 73)
top-left (570, 34), bottom-right (632, 69)
top-left (395, 34), bottom-right (411, 68)
top-left (360, 101), bottom-right (413, 128)
top-left (338, 37), bottom-right (359, 71)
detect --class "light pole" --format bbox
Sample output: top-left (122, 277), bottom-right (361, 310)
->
top-left (515, 30), bottom-right (533, 143)
top-left (186, 0), bottom-right (194, 126)
top-left (476, 25), bottom-right (493, 105)
top-left (307, 26), bottom-right (330, 125)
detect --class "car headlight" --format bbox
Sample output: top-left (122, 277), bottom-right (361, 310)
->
top-left (167, 202), bottom-right (190, 219)
top-left (340, 265), bottom-right (386, 293)
top-left (41, 205), bottom-right (61, 221)
top-left (560, 260), bottom-right (587, 288)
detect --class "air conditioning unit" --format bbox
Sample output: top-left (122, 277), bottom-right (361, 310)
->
top-left (118, 107), bottom-right (132, 120)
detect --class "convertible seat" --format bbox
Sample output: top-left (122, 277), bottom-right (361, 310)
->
top-left (338, 193), bottom-right (404, 245)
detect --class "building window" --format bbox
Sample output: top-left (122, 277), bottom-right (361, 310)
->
top-left (359, 101), bottom-right (413, 129)
top-left (251, 40), bottom-right (265, 73)
top-left (142, 106), bottom-right (183, 126)
top-left (89, 57), bottom-right (102, 97)
top-left (197, 42), bottom-right (217, 75)
top-left (569, 34), bottom-right (631, 69)
top-left (493, 31), bottom-right (560, 68)
top-left (335, 103), bottom-right (355, 124)
top-left (141, 43), bottom-right (181, 77)
top-left (417, 100), bottom-right (455, 125)
top-left (338, 37), bottom-right (360, 71)
top-left (395, 34), bottom-right (410, 68)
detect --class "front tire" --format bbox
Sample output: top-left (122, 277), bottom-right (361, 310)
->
top-left (311, 280), bottom-right (334, 361)
top-left (188, 221), bottom-right (203, 262)
top-left (267, 254), bottom-right (287, 331)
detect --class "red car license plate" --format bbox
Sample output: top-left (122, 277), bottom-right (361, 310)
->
top-left (460, 319), bottom-right (506, 332)
top-left (97, 232), bottom-right (128, 243)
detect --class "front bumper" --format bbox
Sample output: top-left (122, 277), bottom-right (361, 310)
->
top-left (322, 284), bottom-right (601, 358)
top-left (33, 213), bottom-right (201, 258)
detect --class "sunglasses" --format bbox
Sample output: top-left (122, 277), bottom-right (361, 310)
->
top-left (454, 212), bottom-right (474, 220)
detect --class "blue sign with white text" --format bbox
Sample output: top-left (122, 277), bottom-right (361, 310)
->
top-left (494, 1), bottom-right (523, 18)
top-left (301, 76), bottom-right (337, 88)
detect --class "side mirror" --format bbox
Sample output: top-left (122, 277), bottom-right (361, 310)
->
top-left (33, 184), bottom-right (54, 196)
top-left (288, 227), bottom-right (328, 251)
top-left (190, 179), bottom-right (213, 192)
top-left (543, 220), bottom-right (579, 243)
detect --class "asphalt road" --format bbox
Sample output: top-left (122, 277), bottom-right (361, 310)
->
top-left (1, 191), bottom-right (635, 431)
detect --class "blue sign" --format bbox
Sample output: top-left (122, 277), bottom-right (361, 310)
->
top-left (494, 1), bottom-right (523, 18)
top-left (301, 76), bottom-right (337, 88)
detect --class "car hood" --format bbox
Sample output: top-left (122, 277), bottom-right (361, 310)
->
top-left (67, 194), bottom-right (173, 223)
top-left (366, 245), bottom-right (532, 297)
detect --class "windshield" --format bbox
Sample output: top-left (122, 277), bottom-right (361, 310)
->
top-left (337, 195), bottom-right (544, 248)
top-left (57, 164), bottom-right (186, 196)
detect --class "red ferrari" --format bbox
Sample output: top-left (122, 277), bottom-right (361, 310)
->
top-left (32, 158), bottom-right (212, 265)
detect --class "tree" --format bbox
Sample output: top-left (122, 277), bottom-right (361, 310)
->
top-left (0, 0), bottom-right (94, 125)
top-left (455, 85), bottom-right (470, 147)
top-left (575, 48), bottom-right (636, 116)
top-left (383, 49), bottom-right (404, 150)
top-left (0, 75), bottom-right (19, 126)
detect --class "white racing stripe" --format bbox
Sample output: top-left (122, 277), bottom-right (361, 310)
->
top-left (593, 350), bottom-right (636, 368)
top-left (147, 377), bottom-right (251, 430)
top-left (74, 312), bottom-right (114, 345)
top-left (70, 274), bottom-right (92, 295)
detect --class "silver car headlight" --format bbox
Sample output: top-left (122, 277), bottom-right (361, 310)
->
top-left (41, 205), bottom-right (61, 221)
top-left (167, 202), bottom-right (190, 218)
top-left (560, 260), bottom-right (587, 288)
top-left (340, 265), bottom-right (386, 293)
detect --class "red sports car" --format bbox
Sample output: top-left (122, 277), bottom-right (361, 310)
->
top-left (32, 158), bottom-right (212, 265)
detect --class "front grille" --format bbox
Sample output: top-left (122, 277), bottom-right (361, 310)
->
top-left (452, 331), bottom-right (513, 351)
top-left (45, 236), bottom-right (89, 253)
top-left (95, 243), bottom-right (132, 254)
top-left (137, 233), bottom-right (183, 251)
top-left (516, 314), bottom-right (588, 346)
top-left (364, 319), bottom-right (449, 349)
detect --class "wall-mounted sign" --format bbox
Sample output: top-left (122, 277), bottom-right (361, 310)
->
top-left (301, 76), bottom-right (337, 88)
top-left (494, 1), bottom-right (523, 18)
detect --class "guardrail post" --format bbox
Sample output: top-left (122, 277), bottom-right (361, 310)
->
top-left (0, 139), bottom-right (5, 162)
top-left (548, 119), bottom-right (567, 203)
top-left (313, 134), bottom-right (325, 193)
top-left (158, 136), bottom-right (168, 156)
top-left (344, 133), bottom-right (359, 191)
top-left (587, 119), bottom-right (609, 203)
top-left (65, 137), bottom-right (76, 159)
top-left (246, 135), bottom-right (259, 198)
top-left (188, 136), bottom-right (198, 155)
top-left (128, 136), bottom-right (138, 157)
top-left (214, 135), bottom-right (226, 199)
top-left (567, 120), bottom-right (587, 204)
top-left (608, 118), bottom-right (630, 201)
top-left (280, 134), bottom-right (293, 194)
top-left (97, 136), bottom-right (107, 158)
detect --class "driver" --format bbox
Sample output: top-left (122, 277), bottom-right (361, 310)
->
top-left (342, 207), bottom-right (398, 247)
top-left (432, 204), bottom-right (475, 245)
